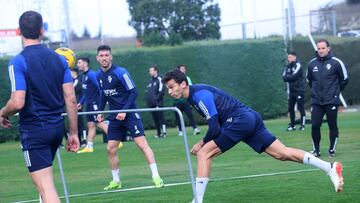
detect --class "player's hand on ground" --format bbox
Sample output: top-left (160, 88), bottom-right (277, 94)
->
top-left (97, 114), bottom-right (105, 122)
top-left (116, 113), bottom-right (126, 121)
top-left (0, 116), bottom-right (12, 128)
top-left (66, 134), bottom-right (80, 152)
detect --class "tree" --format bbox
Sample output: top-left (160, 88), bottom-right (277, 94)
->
top-left (127, 0), bottom-right (221, 46)
top-left (346, 0), bottom-right (360, 4)
top-left (82, 26), bottom-right (91, 39)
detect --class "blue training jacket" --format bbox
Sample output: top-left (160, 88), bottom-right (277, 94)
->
top-left (79, 69), bottom-right (101, 105)
top-left (97, 65), bottom-right (138, 120)
top-left (188, 84), bottom-right (251, 143)
top-left (8, 44), bottom-right (73, 130)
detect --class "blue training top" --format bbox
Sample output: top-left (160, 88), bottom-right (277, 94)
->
top-left (188, 84), bottom-right (251, 143)
top-left (97, 65), bottom-right (138, 120)
top-left (8, 44), bottom-right (73, 131)
top-left (79, 69), bottom-right (101, 105)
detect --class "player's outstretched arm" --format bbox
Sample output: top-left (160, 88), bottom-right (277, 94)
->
top-left (63, 83), bottom-right (79, 152)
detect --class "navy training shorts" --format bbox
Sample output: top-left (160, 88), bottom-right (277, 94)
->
top-left (214, 110), bottom-right (277, 153)
top-left (20, 125), bottom-right (64, 172)
top-left (107, 112), bottom-right (145, 141)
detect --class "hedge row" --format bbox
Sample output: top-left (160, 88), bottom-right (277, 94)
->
top-left (0, 38), bottom-right (293, 142)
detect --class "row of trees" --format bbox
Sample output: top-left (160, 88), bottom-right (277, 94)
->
top-left (127, 0), bottom-right (221, 46)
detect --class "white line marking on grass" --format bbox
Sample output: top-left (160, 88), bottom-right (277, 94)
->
top-left (12, 168), bottom-right (326, 203)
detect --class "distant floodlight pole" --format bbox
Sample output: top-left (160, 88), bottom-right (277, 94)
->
top-left (252, 0), bottom-right (257, 38)
top-left (307, 33), bottom-right (348, 108)
top-left (98, 0), bottom-right (104, 45)
top-left (63, 0), bottom-right (72, 47)
top-left (239, 0), bottom-right (246, 39)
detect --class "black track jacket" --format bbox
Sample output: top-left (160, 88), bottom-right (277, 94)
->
top-left (306, 52), bottom-right (348, 106)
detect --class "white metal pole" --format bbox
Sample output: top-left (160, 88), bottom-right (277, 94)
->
top-left (59, 107), bottom-right (198, 202)
top-left (57, 149), bottom-right (70, 203)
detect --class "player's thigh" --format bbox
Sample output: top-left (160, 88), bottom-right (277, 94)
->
top-left (107, 120), bottom-right (127, 141)
top-left (125, 114), bottom-right (145, 139)
top-left (242, 111), bottom-right (277, 153)
top-left (86, 104), bottom-right (98, 123)
top-left (311, 105), bottom-right (325, 127)
top-left (288, 95), bottom-right (296, 111)
top-left (199, 141), bottom-right (222, 159)
top-left (214, 111), bottom-right (257, 153)
top-left (325, 105), bottom-right (338, 128)
top-left (97, 121), bottom-right (108, 133)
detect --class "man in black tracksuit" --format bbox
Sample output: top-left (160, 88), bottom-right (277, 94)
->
top-left (306, 39), bottom-right (348, 157)
top-left (283, 52), bottom-right (305, 131)
top-left (145, 65), bottom-right (167, 138)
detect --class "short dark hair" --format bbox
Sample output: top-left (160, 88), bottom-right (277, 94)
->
top-left (97, 45), bottom-right (111, 54)
top-left (287, 51), bottom-right (297, 56)
top-left (316, 39), bottom-right (330, 47)
top-left (77, 56), bottom-right (90, 64)
top-left (162, 69), bottom-right (188, 85)
top-left (19, 11), bottom-right (43, 39)
top-left (177, 64), bottom-right (186, 69)
top-left (70, 68), bottom-right (79, 74)
top-left (150, 64), bottom-right (158, 72)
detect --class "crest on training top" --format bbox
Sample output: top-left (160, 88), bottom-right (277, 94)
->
top-left (108, 76), bottom-right (112, 83)
top-left (326, 64), bottom-right (331, 70)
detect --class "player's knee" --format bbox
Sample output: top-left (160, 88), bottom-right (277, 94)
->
top-left (196, 150), bottom-right (209, 161)
top-left (272, 150), bottom-right (290, 161)
top-left (106, 144), bottom-right (117, 154)
top-left (87, 122), bottom-right (95, 128)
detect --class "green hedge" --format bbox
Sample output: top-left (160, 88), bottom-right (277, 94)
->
top-left (290, 36), bottom-right (360, 107)
top-left (1, 38), bottom-right (288, 142)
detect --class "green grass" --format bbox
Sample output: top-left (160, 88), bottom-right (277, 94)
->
top-left (1, 112), bottom-right (359, 203)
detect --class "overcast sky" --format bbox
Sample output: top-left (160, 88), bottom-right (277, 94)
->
top-left (0, 0), bottom-right (343, 39)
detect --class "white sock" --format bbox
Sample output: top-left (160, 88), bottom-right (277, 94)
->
top-left (87, 142), bottom-right (93, 149)
top-left (303, 152), bottom-right (331, 173)
top-left (193, 177), bottom-right (209, 203)
top-left (112, 169), bottom-right (120, 183)
top-left (149, 163), bottom-right (160, 178)
top-left (162, 124), bottom-right (167, 134)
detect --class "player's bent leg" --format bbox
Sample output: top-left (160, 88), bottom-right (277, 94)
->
top-left (196, 141), bottom-right (222, 177)
top-left (190, 141), bottom-right (221, 203)
top-left (30, 166), bottom-right (60, 203)
top-left (87, 121), bottom-right (96, 143)
top-left (78, 121), bottom-right (96, 153)
top-left (97, 121), bottom-right (108, 134)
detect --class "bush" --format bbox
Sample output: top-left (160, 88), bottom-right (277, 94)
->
top-left (1, 38), bottom-right (286, 142)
